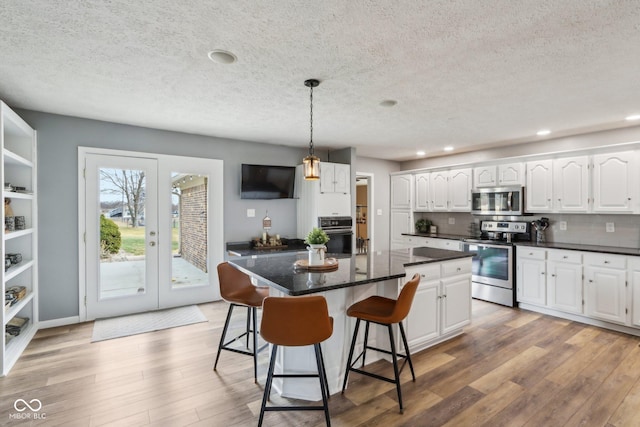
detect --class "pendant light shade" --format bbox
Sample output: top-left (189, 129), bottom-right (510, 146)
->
top-left (303, 79), bottom-right (320, 180)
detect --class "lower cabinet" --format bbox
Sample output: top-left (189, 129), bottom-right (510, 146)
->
top-left (516, 247), bottom-right (636, 332)
top-left (584, 254), bottom-right (628, 325)
top-left (402, 259), bottom-right (471, 352)
top-left (516, 248), bottom-right (546, 306)
top-left (547, 250), bottom-right (583, 314)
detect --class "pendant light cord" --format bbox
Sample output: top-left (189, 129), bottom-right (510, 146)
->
top-left (309, 84), bottom-right (314, 156)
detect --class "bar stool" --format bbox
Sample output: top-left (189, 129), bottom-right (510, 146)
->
top-left (214, 262), bottom-right (269, 383)
top-left (341, 273), bottom-right (420, 413)
top-left (258, 295), bottom-right (333, 427)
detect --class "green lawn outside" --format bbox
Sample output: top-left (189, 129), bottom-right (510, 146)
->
top-left (117, 222), bottom-right (179, 255)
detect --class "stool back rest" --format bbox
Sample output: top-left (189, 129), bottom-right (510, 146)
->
top-left (217, 262), bottom-right (253, 300)
top-left (261, 296), bottom-right (333, 346)
top-left (391, 273), bottom-right (421, 323)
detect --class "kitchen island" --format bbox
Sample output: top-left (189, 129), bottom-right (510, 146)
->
top-left (228, 247), bottom-right (473, 400)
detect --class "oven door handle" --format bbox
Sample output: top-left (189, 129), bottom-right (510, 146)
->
top-left (323, 230), bottom-right (353, 235)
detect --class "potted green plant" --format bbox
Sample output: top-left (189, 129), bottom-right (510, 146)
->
top-left (305, 228), bottom-right (330, 265)
top-left (415, 218), bottom-right (432, 233)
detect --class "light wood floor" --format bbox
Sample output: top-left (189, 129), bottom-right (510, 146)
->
top-left (2, 300), bottom-right (640, 427)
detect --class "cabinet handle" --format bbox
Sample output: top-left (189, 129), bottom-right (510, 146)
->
top-left (421, 274), bottom-right (426, 278)
top-left (563, 256), bottom-right (568, 259)
top-left (541, 272), bottom-right (545, 275)
top-left (551, 274), bottom-right (556, 277)
top-left (604, 260), bottom-right (610, 264)
top-left (589, 279), bottom-right (593, 283)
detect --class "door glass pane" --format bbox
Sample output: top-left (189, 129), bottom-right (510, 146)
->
top-left (98, 167), bottom-right (147, 299)
top-left (171, 173), bottom-right (209, 288)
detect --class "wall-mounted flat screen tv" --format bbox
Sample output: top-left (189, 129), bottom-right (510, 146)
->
top-left (241, 164), bottom-right (296, 199)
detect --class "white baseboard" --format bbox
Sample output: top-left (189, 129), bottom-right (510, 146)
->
top-left (39, 316), bottom-right (82, 329)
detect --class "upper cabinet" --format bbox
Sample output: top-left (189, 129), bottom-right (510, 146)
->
top-left (474, 162), bottom-right (524, 188)
top-left (320, 162), bottom-right (350, 194)
top-left (526, 156), bottom-right (590, 213)
top-left (448, 168), bottom-right (472, 211)
top-left (391, 174), bottom-right (413, 209)
top-left (414, 172), bottom-right (430, 211)
top-left (592, 151), bottom-right (637, 213)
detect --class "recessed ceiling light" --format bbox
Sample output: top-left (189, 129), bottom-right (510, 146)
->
top-left (416, 150), bottom-right (426, 156)
top-left (536, 129), bottom-right (551, 136)
top-left (625, 114), bottom-right (640, 121)
top-left (380, 100), bottom-right (398, 107)
top-left (443, 146), bottom-right (454, 152)
top-left (207, 50), bottom-right (237, 64)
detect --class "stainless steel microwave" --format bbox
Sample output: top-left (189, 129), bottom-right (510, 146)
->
top-left (471, 186), bottom-right (525, 216)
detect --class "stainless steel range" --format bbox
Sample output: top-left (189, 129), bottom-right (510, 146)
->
top-left (462, 220), bottom-right (531, 307)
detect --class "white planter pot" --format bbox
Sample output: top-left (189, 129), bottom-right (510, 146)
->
top-left (307, 244), bottom-right (327, 266)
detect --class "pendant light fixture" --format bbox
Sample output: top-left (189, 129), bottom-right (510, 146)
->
top-left (303, 79), bottom-right (320, 180)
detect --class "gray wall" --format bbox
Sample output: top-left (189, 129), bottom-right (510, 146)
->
top-left (18, 109), bottom-right (325, 321)
top-left (354, 156), bottom-right (401, 252)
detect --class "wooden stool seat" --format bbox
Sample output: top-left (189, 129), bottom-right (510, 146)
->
top-left (258, 295), bottom-right (333, 427)
top-left (214, 262), bottom-right (269, 383)
top-left (341, 273), bottom-right (421, 413)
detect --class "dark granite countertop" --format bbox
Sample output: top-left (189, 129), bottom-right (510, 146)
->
top-left (228, 247), bottom-right (474, 296)
top-left (226, 239), bottom-right (307, 257)
top-left (402, 232), bottom-right (471, 240)
top-left (515, 241), bottom-right (640, 257)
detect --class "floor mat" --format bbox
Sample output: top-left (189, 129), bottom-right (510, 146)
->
top-left (91, 305), bottom-right (207, 342)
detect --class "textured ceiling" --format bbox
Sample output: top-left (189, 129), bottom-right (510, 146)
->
top-left (1, 1), bottom-right (640, 161)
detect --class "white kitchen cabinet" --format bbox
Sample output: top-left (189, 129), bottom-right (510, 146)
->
top-left (526, 159), bottom-right (553, 213)
top-left (473, 165), bottom-right (497, 187)
top-left (402, 258), bottom-right (471, 353)
top-left (319, 162), bottom-right (350, 194)
top-left (390, 210), bottom-right (412, 246)
top-left (553, 156), bottom-right (590, 212)
top-left (592, 151), bottom-right (637, 213)
top-left (1, 101), bottom-right (38, 376)
top-left (391, 174), bottom-right (413, 209)
top-left (547, 249), bottom-right (583, 314)
top-left (516, 248), bottom-right (547, 306)
top-left (498, 162), bottom-right (525, 186)
top-left (584, 253), bottom-right (628, 325)
top-left (430, 170), bottom-right (449, 211)
top-left (414, 172), bottom-right (430, 211)
top-left (631, 258), bottom-right (640, 327)
top-left (449, 168), bottom-right (472, 211)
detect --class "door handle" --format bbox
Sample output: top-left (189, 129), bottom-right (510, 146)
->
top-left (149, 241), bottom-right (156, 247)
top-left (150, 231), bottom-right (156, 236)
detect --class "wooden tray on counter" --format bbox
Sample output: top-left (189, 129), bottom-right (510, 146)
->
top-left (294, 258), bottom-right (339, 271)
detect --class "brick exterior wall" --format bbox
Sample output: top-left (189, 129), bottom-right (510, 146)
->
top-left (179, 181), bottom-right (207, 272)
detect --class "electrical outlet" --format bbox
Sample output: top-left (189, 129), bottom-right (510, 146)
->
top-left (247, 209), bottom-right (255, 218)
top-left (606, 222), bottom-right (615, 232)
top-left (377, 209), bottom-right (383, 216)
top-left (448, 217), bottom-right (455, 225)
top-left (559, 221), bottom-right (567, 231)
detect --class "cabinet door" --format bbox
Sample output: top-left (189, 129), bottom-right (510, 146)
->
top-left (404, 279), bottom-right (440, 348)
top-left (517, 258), bottom-right (546, 305)
top-left (526, 160), bottom-right (553, 212)
top-left (441, 275), bottom-right (471, 334)
top-left (391, 174), bottom-right (413, 209)
top-left (554, 156), bottom-right (589, 212)
top-left (390, 210), bottom-right (412, 243)
top-left (414, 173), bottom-right (431, 211)
top-left (498, 163), bottom-right (525, 186)
top-left (473, 166), bottom-right (497, 187)
top-left (430, 171), bottom-right (449, 211)
top-left (632, 266), bottom-right (640, 327)
top-left (319, 163), bottom-right (335, 193)
top-left (547, 261), bottom-right (583, 314)
top-left (333, 163), bottom-right (350, 194)
top-left (592, 151), bottom-right (637, 213)
top-left (449, 168), bottom-right (472, 211)
top-left (584, 266), bottom-right (627, 324)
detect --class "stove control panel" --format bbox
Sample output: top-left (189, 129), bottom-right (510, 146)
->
top-left (481, 221), bottom-right (529, 233)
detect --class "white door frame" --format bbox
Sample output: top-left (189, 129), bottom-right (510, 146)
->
top-left (356, 171), bottom-right (374, 253)
top-left (78, 147), bottom-right (224, 321)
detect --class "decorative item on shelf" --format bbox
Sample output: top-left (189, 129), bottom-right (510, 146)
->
top-left (4, 183), bottom-right (13, 192)
top-left (305, 227), bottom-right (330, 266)
top-left (252, 233), bottom-right (286, 249)
top-left (302, 79), bottom-right (321, 180)
top-left (4, 257), bottom-right (11, 271)
top-left (4, 216), bottom-right (15, 232)
top-left (14, 216), bottom-right (25, 230)
top-left (4, 197), bottom-right (13, 216)
top-left (532, 217), bottom-right (550, 244)
top-left (415, 218), bottom-right (432, 233)
top-left (6, 316), bottom-right (29, 336)
top-left (6, 286), bottom-right (26, 303)
top-left (12, 186), bottom-right (26, 192)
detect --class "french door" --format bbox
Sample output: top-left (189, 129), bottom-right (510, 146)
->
top-left (79, 148), bottom-right (224, 320)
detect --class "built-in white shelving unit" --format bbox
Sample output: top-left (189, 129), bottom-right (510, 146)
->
top-left (1, 101), bottom-right (38, 376)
